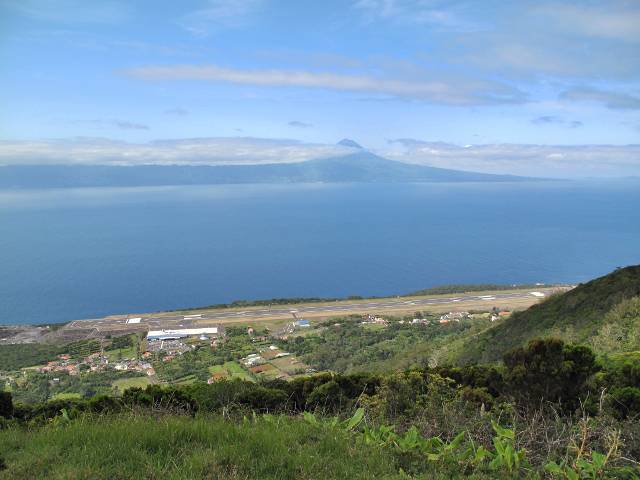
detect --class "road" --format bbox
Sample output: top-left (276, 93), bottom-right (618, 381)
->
top-left (61, 288), bottom-right (561, 337)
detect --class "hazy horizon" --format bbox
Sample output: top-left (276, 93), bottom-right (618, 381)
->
top-left (2, 0), bottom-right (640, 179)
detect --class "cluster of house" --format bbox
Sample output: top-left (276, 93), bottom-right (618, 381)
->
top-left (112, 359), bottom-right (155, 376)
top-left (439, 311), bottom-right (470, 323)
top-left (358, 310), bottom-right (484, 327)
top-left (37, 354), bottom-right (81, 376)
top-left (273, 319), bottom-right (312, 339)
top-left (241, 345), bottom-right (291, 367)
top-left (491, 311), bottom-right (511, 322)
top-left (34, 351), bottom-right (157, 377)
top-left (145, 338), bottom-right (192, 354)
top-left (361, 314), bottom-right (389, 326)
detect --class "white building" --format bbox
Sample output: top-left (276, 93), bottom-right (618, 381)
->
top-left (147, 327), bottom-right (218, 341)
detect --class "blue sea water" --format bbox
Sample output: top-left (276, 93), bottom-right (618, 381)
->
top-left (1, 180), bottom-right (639, 325)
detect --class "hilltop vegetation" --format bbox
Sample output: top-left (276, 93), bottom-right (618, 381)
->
top-left (1, 338), bottom-right (640, 479)
top-left (454, 266), bottom-right (640, 364)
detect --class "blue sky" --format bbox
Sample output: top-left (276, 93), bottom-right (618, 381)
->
top-left (1, 0), bottom-right (639, 177)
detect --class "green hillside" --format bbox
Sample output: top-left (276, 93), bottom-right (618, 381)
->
top-left (0, 415), bottom-right (405, 480)
top-left (454, 265), bottom-right (640, 364)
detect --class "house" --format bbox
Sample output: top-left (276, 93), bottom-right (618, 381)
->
top-left (250, 364), bottom-right (275, 374)
top-left (146, 327), bottom-right (218, 341)
top-left (208, 373), bottom-right (226, 383)
top-left (439, 311), bottom-right (469, 323)
top-left (243, 353), bottom-right (263, 366)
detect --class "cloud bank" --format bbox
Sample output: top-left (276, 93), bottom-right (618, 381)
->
top-left (124, 64), bottom-right (525, 106)
top-left (1, 137), bottom-right (639, 178)
top-left (384, 139), bottom-right (640, 178)
top-left (0, 137), bottom-right (353, 167)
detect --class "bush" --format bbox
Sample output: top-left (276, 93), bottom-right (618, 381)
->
top-left (503, 338), bottom-right (598, 410)
top-left (238, 387), bottom-right (288, 412)
top-left (122, 385), bottom-right (197, 415)
top-left (608, 387), bottom-right (640, 420)
top-left (87, 394), bottom-right (122, 413)
top-left (0, 392), bottom-right (12, 418)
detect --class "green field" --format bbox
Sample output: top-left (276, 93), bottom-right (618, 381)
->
top-left (208, 361), bottom-right (255, 382)
top-left (48, 392), bottom-right (82, 401)
top-left (112, 377), bottom-right (152, 393)
top-left (172, 374), bottom-right (198, 386)
top-left (105, 346), bottom-right (137, 361)
top-left (207, 364), bottom-right (226, 375)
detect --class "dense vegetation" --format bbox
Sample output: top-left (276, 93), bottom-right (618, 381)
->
top-left (280, 314), bottom-right (492, 373)
top-left (8, 370), bottom-right (146, 405)
top-left (455, 266), bottom-right (640, 364)
top-left (0, 343), bottom-right (63, 371)
top-left (0, 336), bottom-right (136, 372)
top-left (2, 338), bottom-right (639, 478)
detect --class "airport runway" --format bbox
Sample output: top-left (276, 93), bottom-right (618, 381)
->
top-left (64, 288), bottom-right (560, 334)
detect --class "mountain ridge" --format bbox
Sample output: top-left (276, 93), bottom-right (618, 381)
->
top-left (0, 151), bottom-right (543, 188)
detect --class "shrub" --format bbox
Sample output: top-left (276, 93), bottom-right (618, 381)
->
top-left (503, 338), bottom-right (598, 410)
top-left (608, 387), bottom-right (640, 420)
top-left (0, 392), bottom-right (13, 418)
top-left (238, 387), bottom-right (288, 412)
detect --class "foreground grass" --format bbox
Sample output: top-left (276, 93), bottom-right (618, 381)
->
top-left (0, 415), bottom-right (403, 480)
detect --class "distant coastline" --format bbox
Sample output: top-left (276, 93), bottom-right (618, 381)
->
top-left (0, 151), bottom-right (543, 189)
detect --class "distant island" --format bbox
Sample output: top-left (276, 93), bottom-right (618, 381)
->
top-left (0, 140), bottom-right (542, 188)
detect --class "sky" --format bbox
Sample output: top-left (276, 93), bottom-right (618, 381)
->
top-left (1, 0), bottom-right (639, 177)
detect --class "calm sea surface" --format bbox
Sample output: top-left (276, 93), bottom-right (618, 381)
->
top-left (1, 181), bottom-right (639, 325)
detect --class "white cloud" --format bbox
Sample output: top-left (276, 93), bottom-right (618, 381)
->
top-left (441, 2), bottom-right (640, 81)
top-left (0, 137), bottom-right (354, 166)
top-left (560, 87), bottom-right (640, 110)
top-left (383, 139), bottom-right (640, 178)
top-left (179, 0), bottom-right (263, 36)
top-left (70, 119), bottom-right (150, 130)
top-left (1, 137), bottom-right (639, 178)
top-left (531, 116), bottom-right (583, 128)
top-left (535, 2), bottom-right (640, 43)
top-left (288, 121), bottom-right (313, 128)
top-left (353, 0), bottom-right (480, 31)
top-left (124, 64), bottom-right (525, 105)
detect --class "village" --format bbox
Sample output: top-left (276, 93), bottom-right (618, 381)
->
top-left (1, 305), bottom-right (513, 403)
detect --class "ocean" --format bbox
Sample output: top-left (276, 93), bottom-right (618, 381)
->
top-left (1, 180), bottom-right (639, 325)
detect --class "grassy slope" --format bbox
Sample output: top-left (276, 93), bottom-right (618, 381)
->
top-left (0, 415), bottom-right (408, 480)
top-left (454, 265), bottom-right (640, 364)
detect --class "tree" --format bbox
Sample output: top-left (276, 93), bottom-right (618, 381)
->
top-left (503, 338), bottom-right (598, 410)
top-left (0, 391), bottom-right (13, 418)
